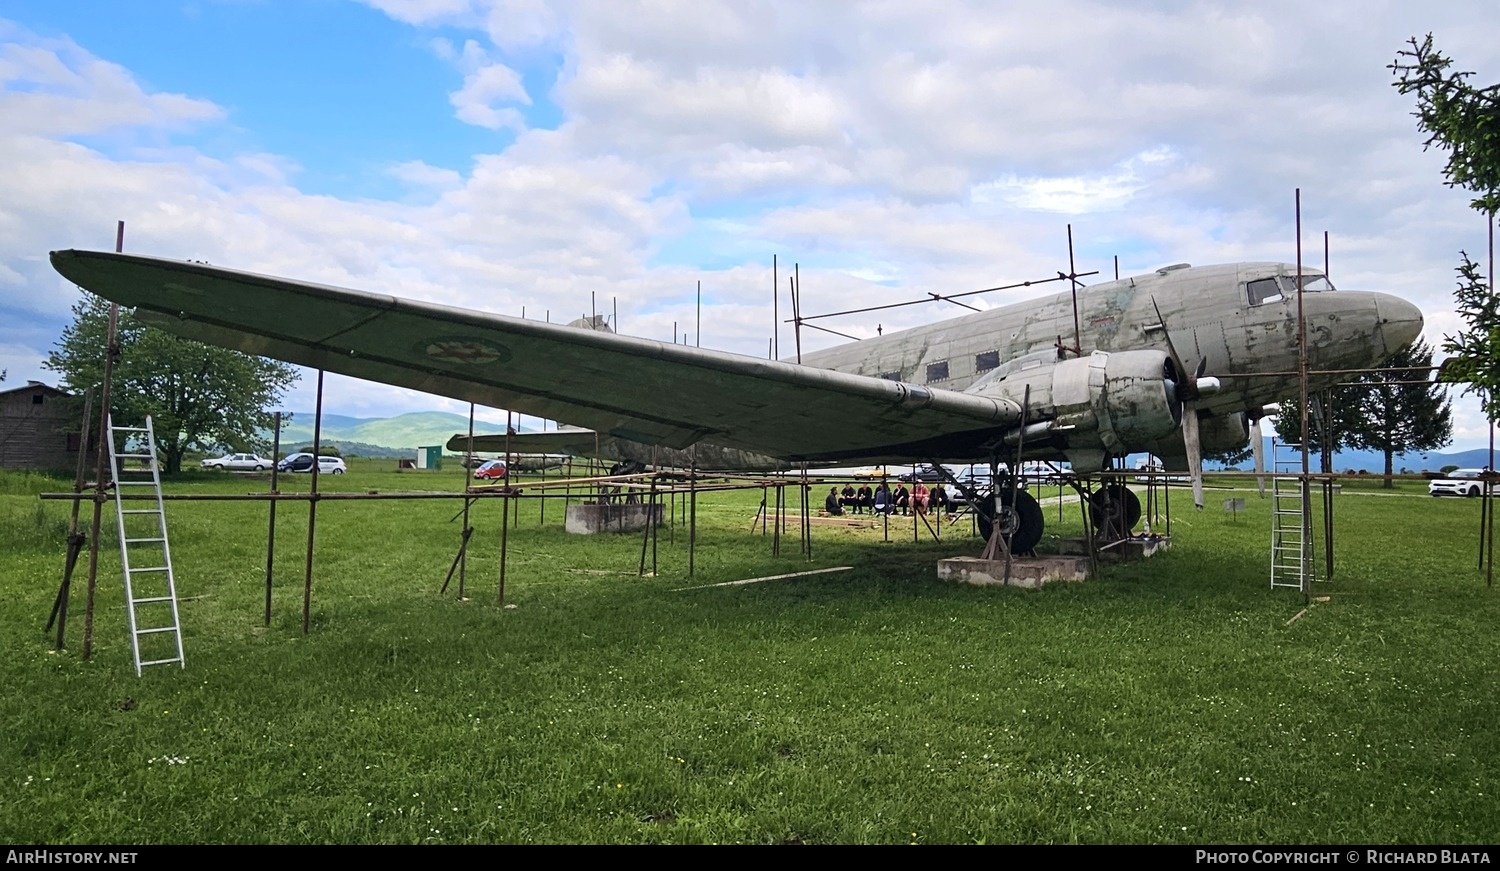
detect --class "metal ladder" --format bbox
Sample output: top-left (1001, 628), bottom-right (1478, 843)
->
top-left (107, 415), bottom-right (185, 675)
top-left (1270, 440), bottom-right (1312, 592)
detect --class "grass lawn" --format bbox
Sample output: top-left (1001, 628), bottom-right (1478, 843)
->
top-left (1, 461), bottom-right (1496, 844)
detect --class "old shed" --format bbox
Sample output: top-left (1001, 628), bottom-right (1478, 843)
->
top-left (0, 381), bottom-right (80, 471)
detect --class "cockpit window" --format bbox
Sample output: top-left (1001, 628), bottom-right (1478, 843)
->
top-left (1247, 278), bottom-right (1283, 306)
top-left (1279, 273), bottom-right (1336, 294)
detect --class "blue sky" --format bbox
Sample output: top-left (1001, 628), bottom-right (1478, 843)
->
top-left (3, 0), bottom-right (1500, 447)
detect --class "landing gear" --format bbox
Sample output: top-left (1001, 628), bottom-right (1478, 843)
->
top-left (1087, 484), bottom-right (1141, 540)
top-left (974, 487), bottom-right (1044, 555)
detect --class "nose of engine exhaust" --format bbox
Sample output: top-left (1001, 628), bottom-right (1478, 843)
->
top-left (1375, 294), bottom-right (1424, 357)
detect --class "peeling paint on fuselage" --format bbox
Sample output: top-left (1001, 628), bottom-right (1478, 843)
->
top-left (798, 262), bottom-right (1399, 424)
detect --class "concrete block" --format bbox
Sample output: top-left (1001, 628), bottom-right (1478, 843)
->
top-left (564, 502), bottom-right (663, 534)
top-left (937, 556), bottom-right (1090, 589)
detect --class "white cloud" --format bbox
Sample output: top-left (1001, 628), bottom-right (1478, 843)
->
top-left (8, 2), bottom-right (1500, 449)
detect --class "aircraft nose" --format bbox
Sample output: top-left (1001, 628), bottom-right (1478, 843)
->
top-left (1375, 294), bottom-right (1424, 356)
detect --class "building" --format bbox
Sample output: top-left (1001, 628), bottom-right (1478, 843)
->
top-left (0, 381), bottom-right (82, 471)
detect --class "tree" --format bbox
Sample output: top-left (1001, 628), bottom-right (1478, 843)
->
top-left (1391, 35), bottom-right (1500, 215)
top-left (1392, 36), bottom-right (1500, 409)
top-left (44, 295), bottom-right (299, 473)
top-left (1346, 339), bottom-right (1453, 488)
top-left (1272, 386), bottom-right (1364, 473)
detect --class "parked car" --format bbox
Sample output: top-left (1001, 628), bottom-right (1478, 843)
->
top-left (898, 464), bottom-right (946, 483)
top-left (1018, 461), bottom-right (1069, 485)
top-left (278, 453), bottom-right (347, 474)
top-left (1429, 468), bottom-right (1497, 497)
top-left (200, 452), bottom-right (272, 471)
top-left (473, 459), bottom-right (508, 480)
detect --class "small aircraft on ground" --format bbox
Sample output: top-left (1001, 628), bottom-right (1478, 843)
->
top-left (50, 252), bottom-right (1423, 553)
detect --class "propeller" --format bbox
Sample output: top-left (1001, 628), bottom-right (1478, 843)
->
top-left (1251, 417), bottom-right (1266, 497)
top-left (1250, 403), bottom-right (1278, 498)
top-left (1151, 298), bottom-right (1217, 509)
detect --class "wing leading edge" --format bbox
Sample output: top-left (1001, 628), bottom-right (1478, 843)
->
top-left (51, 250), bottom-right (1023, 463)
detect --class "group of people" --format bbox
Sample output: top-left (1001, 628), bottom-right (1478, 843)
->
top-left (824, 479), bottom-right (953, 517)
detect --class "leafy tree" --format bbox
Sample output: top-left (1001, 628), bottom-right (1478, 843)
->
top-left (44, 295), bottom-right (298, 473)
top-left (1346, 339), bottom-right (1453, 488)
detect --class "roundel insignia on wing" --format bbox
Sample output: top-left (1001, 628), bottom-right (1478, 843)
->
top-left (420, 336), bottom-right (512, 366)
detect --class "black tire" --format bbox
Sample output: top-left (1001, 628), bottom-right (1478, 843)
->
top-left (1468, 485), bottom-right (1481, 498)
top-left (253, 464), bottom-right (264, 471)
top-left (1088, 485), bottom-right (1142, 534)
top-left (974, 488), bottom-right (1045, 555)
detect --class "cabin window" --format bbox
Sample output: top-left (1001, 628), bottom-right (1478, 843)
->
top-left (925, 361), bottom-right (950, 383)
top-left (877, 370), bottom-right (901, 382)
top-left (1246, 278), bottom-right (1283, 306)
top-left (975, 350), bottom-right (1000, 373)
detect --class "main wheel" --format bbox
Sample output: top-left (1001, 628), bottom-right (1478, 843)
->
top-left (975, 487), bottom-right (1044, 555)
top-left (1088, 485), bottom-right (1142, 535)
top-left (1468, 485), bottom-right (1481, 498)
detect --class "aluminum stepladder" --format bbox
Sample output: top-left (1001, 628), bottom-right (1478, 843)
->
top-left (106, 415), bottom-right (185, 675)
top-left (1269, 440), bottom-right (1312, 593)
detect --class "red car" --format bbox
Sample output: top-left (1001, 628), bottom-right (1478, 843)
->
top-left (472, 459), bottom-right (508, 480)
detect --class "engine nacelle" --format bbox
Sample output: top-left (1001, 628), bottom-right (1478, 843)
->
top-left (1142, 411), bottom-right (1252, 469)
top-left (967, 349), bottom-right (1182, 468)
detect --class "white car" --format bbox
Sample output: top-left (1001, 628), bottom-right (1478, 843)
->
top-left (200, 452), bottom-right (272, 471)
top-left (1429, 468), bottom-right (1496, 497)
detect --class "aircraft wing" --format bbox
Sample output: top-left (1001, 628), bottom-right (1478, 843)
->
top-left (52, 250), bottom-right (1022, 463)
top-left (445, 428), bottom-right (605, 456)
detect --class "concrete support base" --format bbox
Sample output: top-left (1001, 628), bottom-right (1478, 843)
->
top-left (938, 536), bottom-right (1170, 589)
top-left (564, 502), bottom-right (663, 535)
top-left (937, 555), bottom-right (1089, 589)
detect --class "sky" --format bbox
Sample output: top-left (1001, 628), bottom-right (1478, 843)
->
top-left (3, 0), bottom-right (1499, 447)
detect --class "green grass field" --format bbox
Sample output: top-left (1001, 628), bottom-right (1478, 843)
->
top-left (1, 461), bottom-right (1496, 844)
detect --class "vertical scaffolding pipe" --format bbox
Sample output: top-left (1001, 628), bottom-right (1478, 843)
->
top-left (689, 449), bottom-right (697, 578)
top-left (1296, 189), bottom-right (1312, 599)
top-left (499, 411), bottom-right (513, 603)
top-left (1489, 213), bottom-right (1496, 587)
top-left (772, 255), bottom-right (779, 360)
top-left (264, 411), bottom-right (282, 625)
top-left (302, 370), bottom-right (325, 634)
top-left (462, 403), bottom-right (476, 596)
top-left (82, 220), bottom-right (126, 661)
top-left (48, 387), bottom-right (93, 648)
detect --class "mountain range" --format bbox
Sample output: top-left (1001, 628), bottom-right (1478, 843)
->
top-left (265, 411), bottom-right (503, 457)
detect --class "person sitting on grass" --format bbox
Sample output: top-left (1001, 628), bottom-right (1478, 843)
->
top-left (824, 486), bottom-right (845, 516)
top-left (840, 482), bottom-right (858, 512)
top-left (912, 480), bottom-right (930, 515)
top-left (893, 482), bottom-right (911, 515)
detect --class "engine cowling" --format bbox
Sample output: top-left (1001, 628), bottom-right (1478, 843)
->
top-left (966, 349), bottom-right (1183, 470)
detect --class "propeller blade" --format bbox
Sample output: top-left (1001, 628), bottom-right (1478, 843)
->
top-left (1183, 405), bottom-right (1204, 509)
top-left (1251, 417), bottom-right (1266, 497)
top-left (1152, 296), bottom-right (1202, 403)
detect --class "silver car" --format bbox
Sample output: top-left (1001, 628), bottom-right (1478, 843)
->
top-left (200, 452), bottom-right (272, 471)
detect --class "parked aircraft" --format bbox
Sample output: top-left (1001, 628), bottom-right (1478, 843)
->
top-left (49, 252), bottom-right (1423, 553)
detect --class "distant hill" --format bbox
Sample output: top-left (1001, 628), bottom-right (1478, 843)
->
top-left (263, 411), bottom-right (504, 457)
top-left (1208, 439), bottom-right (1497, 473)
